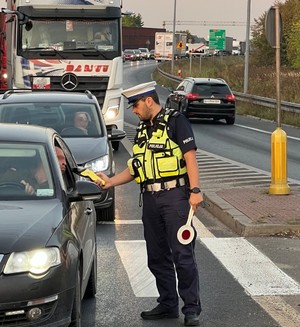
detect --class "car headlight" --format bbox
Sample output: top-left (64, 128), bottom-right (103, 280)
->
top-left (4, 247), bottom-right (61, 275)
top-left (84, 155), bottom-right (109, 172)
top-left (105, 105), bottom-right (119, 120)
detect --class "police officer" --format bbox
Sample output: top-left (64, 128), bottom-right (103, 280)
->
top-left (97, 81), bottom-right (203, 326)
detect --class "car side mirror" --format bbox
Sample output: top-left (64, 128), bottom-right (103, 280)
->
top-left (68, 180), bottom-right (102, 202)
top-left (108, 128), bottom-right (126, 141)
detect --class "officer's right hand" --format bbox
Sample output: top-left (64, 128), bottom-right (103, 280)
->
top-left (96, 172), bottom-right (110, 189)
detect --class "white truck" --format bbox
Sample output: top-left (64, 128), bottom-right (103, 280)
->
top-left (2, 0), bottom-right (124, 150)
top-left (154, 32), bottom-right (187, 61)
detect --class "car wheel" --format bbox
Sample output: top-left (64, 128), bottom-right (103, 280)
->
top-left (97, 188), bottom-right (115, 221)
top-left (225, 116), bottom-right (235, 125)
top-left (70, 266), bottom-right (82, 327)
top-left (84, 249), bottom-right (97, 298)
top-left (112, 141), bottom-right (119, 151)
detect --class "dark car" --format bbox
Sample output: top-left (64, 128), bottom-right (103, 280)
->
top-left (149, 49), bottom-right (155, 60)
top-left (165, 77), bottom-right (236, 124)
top-left (123, 49), bottom-right (137, 61)
top-left (0, 90), bottom-right (126, 221)
top-left (0, 124), bottom-right (101, 326)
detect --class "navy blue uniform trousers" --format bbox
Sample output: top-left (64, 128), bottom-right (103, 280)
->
top-left (142, 185), bottom-right (201, 315)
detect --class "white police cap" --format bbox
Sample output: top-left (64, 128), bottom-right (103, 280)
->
top-left (122, 81), bottom-right (157, 106)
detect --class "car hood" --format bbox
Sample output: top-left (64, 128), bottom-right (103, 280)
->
top-left (64, 137), bottom-right (108, 165)
top-left (0, 199), bottom-right (63, 253)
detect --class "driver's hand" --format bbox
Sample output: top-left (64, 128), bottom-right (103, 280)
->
top-left (20, 180), bottom-right (35, 195)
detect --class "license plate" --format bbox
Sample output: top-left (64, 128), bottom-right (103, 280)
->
top-left (203, 99), bottom-right (221, 104)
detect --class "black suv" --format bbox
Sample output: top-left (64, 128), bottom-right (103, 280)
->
top-left (0, 90), bottom-right (126, 221)
top-left (165, 77), bottom-right (236, 124)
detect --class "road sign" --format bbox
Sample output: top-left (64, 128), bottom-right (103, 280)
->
top-left (265, 6), bottom-right (282, 48)
top-left (177, 41), bottom-right (184, 49)
top-left (209, 29), bottom-right (225, 50)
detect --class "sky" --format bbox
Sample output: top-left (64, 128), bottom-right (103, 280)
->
top-left (122, 0), bottom-right (279, 41)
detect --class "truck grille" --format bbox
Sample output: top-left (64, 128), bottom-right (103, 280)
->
top-left (31, 76), bottom-right (109, 107)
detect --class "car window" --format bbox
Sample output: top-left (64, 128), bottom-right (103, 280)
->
top-left (176, 81), bottom-right (185, 91)
top-left (193, 83), bottom-right (230, 95)
top-left (54, 139), bottom-right (77, 191)
top-left (0, 143), bottom-right (54, 199)
top-left (60, 104), bottom-right (103, 137)
top-left (0, 103), bottom-right (103, 137)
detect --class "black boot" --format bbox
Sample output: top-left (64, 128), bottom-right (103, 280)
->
top-left (141, 304), bottom-right (179, 320)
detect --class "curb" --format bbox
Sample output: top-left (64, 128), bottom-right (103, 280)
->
top-left (203, 192), bottom-right (300, 237)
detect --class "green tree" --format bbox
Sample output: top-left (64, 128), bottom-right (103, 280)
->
top-left (281, 0), bottom-right (300, 68)
top-left (122, 14), bottom-right (144, 27)
top-left (250, 0), bottom-right (300, 68)
top-left (251, 13), bottom-right (275, 66)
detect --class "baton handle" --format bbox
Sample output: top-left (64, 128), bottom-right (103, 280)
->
top-left (186, 206), bottom-right (194, 226)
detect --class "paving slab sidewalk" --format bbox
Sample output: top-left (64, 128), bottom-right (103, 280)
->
top-left (203, 186), bottom-right (300, 237)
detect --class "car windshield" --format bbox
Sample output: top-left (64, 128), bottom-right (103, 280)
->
top-left (0, 102), bottom-right (103, 137)
top-left (0, 143), bottom-right (54, 199)
top-left (193, 83), bottom-right (230, 95)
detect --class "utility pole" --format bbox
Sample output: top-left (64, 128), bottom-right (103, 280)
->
top-left (171, 0), bottom-right (177, 75)
top-left (243, 0), bottom-right (251, 94)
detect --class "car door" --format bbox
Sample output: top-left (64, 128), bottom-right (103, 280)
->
top-left (54, 137), bottom-right (96, 284)
top-left (168, 81), bottom-right (184, 109)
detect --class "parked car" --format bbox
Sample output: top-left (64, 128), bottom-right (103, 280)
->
top-left (0, 90), bottom-right (126, 221)
top-left (0, 123), bottom-right (101, 326)
top-left (138, 47), bottom-right (150, 60)
top-left (123, 49), bottom-right (137, 61)
top-left (232, 49), bottom-right (241, 55)
top-left (165, 77), bottom-right (236, 125)
top-left (149, 49), bottom-right (155, 60)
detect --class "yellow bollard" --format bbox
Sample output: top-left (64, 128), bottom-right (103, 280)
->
top-left (269, 127), bottom-right (290, 194)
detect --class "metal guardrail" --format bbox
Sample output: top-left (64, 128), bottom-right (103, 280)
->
top-left (157, 66), bottom-right (300, 113)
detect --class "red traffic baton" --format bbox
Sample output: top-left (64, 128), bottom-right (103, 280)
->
top-left (177, 206), bottom-right (195, 245)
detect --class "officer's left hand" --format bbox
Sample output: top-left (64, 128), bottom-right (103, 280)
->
top-left (189, 193), bottom-right (203, 212)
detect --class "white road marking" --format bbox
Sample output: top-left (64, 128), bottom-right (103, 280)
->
top-left (193, 215), bottom-right (214, 238)
top-left (115, 240), bottom-right (159, 297)
top-left (235, 124), bottom-right (300, 141)
top-left (201, 237), bottom-right (300, 296)
top-left (99, 219), bottom-right (142, 225)
top-left (253, 296), bottom-right (300, 327)
top-left (114, 216), bottom-right (300, 325)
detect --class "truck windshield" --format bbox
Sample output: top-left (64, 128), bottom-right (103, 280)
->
top-left (21, 19), bottom-right (120, 57)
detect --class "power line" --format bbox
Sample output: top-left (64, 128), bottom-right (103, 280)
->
top-left (163, 20), bottom-right (249, 27)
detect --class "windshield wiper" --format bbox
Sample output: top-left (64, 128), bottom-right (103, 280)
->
top-left (26, 47), bottom-right (66, 59)
top-left (70, 48), bottom-right (109, 59)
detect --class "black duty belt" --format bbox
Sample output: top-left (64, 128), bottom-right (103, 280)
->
top-left (144, 178), bottom-right (186, 192)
